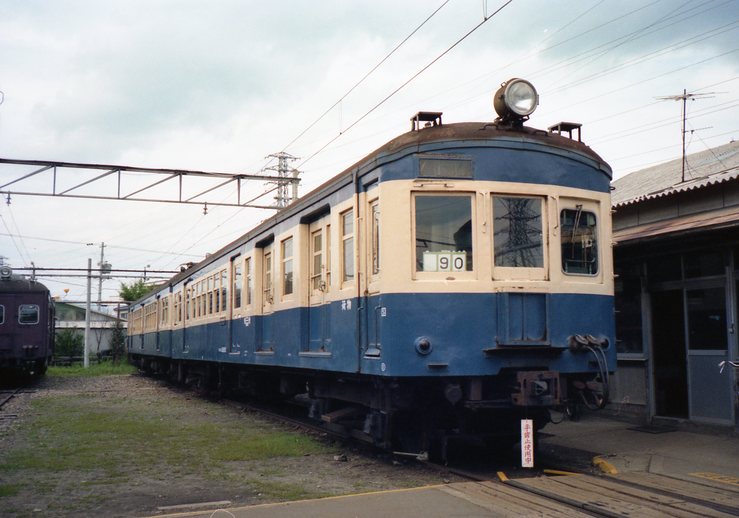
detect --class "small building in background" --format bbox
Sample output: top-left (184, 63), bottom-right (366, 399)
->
top-left (54, 302), bottom-right (127, 356)
top-left (611, 140), bottom-right (739, 428)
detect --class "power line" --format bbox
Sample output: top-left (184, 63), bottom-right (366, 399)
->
top-left (297, 0), bottom-right (514, 170)
top-left (280, 0), bottom-right (452, 154)
top-left (0, 232), bottom-right (202, 258)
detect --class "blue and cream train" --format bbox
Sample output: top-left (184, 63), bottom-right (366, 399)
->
top-left (128, 79), bottom-right (615, 453)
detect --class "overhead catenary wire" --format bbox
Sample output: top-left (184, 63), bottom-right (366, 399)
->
top-left (280, 0), bottom-right (452, 154)
top-left (296, 0), bottom-right (514, 170)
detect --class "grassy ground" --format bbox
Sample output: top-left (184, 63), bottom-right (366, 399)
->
top-left (0, 372), bottom-right (451, 517)
top-left (47, 361), bottom-right (137, 377)
top-left (0, 374), bottom-right (332, 516)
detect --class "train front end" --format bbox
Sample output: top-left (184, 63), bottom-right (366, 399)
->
top-left (357, 79), bottom-right (615, 448)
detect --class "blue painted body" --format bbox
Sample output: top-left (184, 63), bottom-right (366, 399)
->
top-left (135, 291), bottom-right (615, 378)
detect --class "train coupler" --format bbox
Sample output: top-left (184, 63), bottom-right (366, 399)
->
top-left (511, 371), bottom-right (560, 406)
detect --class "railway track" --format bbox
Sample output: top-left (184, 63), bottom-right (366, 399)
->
top-left (0, 388), bottom-right (35, 431)
top-left (228, 396), bottom-right (739, 517)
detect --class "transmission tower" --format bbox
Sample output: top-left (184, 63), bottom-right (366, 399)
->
top-left (264, 152), bottom-right (300, 208)
top-left (657, 89), bottom-right (715, 182)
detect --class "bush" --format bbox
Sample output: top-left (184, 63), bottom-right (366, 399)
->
top-left (54, 329), bottom-right (84, 357)
top-left (110, 321), bottom-right (126, 364)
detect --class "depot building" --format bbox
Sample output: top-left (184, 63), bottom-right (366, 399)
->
top-left (610, 139), bottom-right (739, 428)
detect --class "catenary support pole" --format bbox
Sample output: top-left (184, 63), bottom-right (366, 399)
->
top-left (84, 258), bottom-right (91, 368)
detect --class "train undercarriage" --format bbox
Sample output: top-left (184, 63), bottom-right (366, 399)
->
top-left (130, 355), bottom-right (606, 461)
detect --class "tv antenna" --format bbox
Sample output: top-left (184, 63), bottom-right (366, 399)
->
top-left (656, 89), bottom-right (716, 182)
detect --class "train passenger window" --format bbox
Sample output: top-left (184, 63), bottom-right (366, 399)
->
top-left (342, 210), bottom-right (354, 282)
top-left (233, 262), bottom-right (242, 309)
top-left (263, 246), bottom-right (273, 305)
top-left (173, 292), bottom-right (181, 324)
top-left (370, 201), bottom-right (380, 276)
top-left (309, 217), bottom-right (331, 301)
top-left (219, 271), bottom-right (226, 313)
top-left (282, 237), bottom-right (294, 296)
top-left (245, 258), bottom-right (253, 306)
top-left (561, 206), bottom-right (599, 275)
top-left (18, 304), bottom-right (39, 325)
top-left (159, 297), bottom-right (169, 326)
top-left (0, 305), bottom-right (4, 324)
top-left (311, 230), bottom-right (324, 291)
top-left (208, 276), bottom-right (214, 315)
top-left (414, 195), bottom-right (473, 272)
top-left (185, 288), bottom-right (191, 320)
top-left (493, 196), bottom-right (544, 268)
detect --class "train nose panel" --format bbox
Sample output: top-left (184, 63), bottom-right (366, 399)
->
top-left (496, 293), bottom-right (548, 346)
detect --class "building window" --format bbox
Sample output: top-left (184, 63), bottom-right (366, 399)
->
top-left (687, 287), bottom-right (727, 351)
top-left (415, 194), bottom-right (472, 272)
top-left (18, 304), bottom-right (39, 325)
top-left (342, 210), bottom-right (354, 282)
top-left (233, 262), bottom-right (242, 309)
top-left (615, 262), bottom-right (643, 354)
top-left (282, 237), bottom-right (294, 296)
top-left (493, 196), bottom-right (543, 268)
top-left (560, 206), bottom-right (598, 275)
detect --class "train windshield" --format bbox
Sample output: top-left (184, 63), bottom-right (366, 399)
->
top-left (18, 304), bottom-right (39, 325)
top-left (561, 206), bottom-right (599, 275)
top-left (493, 196), bottom-right (544, 268)
top-left (415, 194), bottom-right (473, 272)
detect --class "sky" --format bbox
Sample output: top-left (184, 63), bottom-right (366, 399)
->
top-left (0, 0), bottom-right (737, 303)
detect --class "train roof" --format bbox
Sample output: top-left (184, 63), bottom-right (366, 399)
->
top-left (0, 275), bottom-right (50, 294)
top-left (145, 120), bottom-right (611, 298)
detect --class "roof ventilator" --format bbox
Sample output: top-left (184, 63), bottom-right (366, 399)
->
top-left (548, 122), bottom-right (582, 142)
top-left (410, 111), bottom-right (443, 132)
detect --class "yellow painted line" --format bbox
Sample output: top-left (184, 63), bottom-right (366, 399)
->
top-left (543, 469), bottom-right (579, 476)
top-left (592, 456), bottom-right (618, 475)
top-left (149, 484), bottom-right (448, 518)
top-left (690, 472), bottom-right (739, 487)
top-left (497, 471), bottom-right (509, 482)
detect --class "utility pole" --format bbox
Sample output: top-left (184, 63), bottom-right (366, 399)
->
top-left (657, 89), bottom-right (715, 182)
top-left (84, 258), bottom-right (91, 368)
top-left (264, 152), bottom-right (300, 208)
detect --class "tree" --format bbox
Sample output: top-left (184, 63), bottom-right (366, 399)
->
top-left (54, 328), bottom-right (84, 357)
top-left (119, 279), bottom-right (153, 302)
top-left (110, 320), bottom-right (126, 364)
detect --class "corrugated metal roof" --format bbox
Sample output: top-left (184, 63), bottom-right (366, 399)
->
top-left (613, 204), bottom-right (739, 243)
top-left (611, 140), bottom-right (739, 207)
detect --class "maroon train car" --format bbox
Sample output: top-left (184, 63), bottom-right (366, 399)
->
top-left (0, 266), bottom-right (55, 376)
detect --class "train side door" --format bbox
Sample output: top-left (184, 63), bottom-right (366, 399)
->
top-left (364, 192), bottom-right (382, 357)
top-left (228, 255), bottom-right (242, 354)
top-left (259, 243), bottom-right (274, 351)
top-left (308, 217), bottom-right (331, 352)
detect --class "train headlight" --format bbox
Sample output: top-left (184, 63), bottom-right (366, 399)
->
top-left (493, 78), bottom-right (538, 124)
